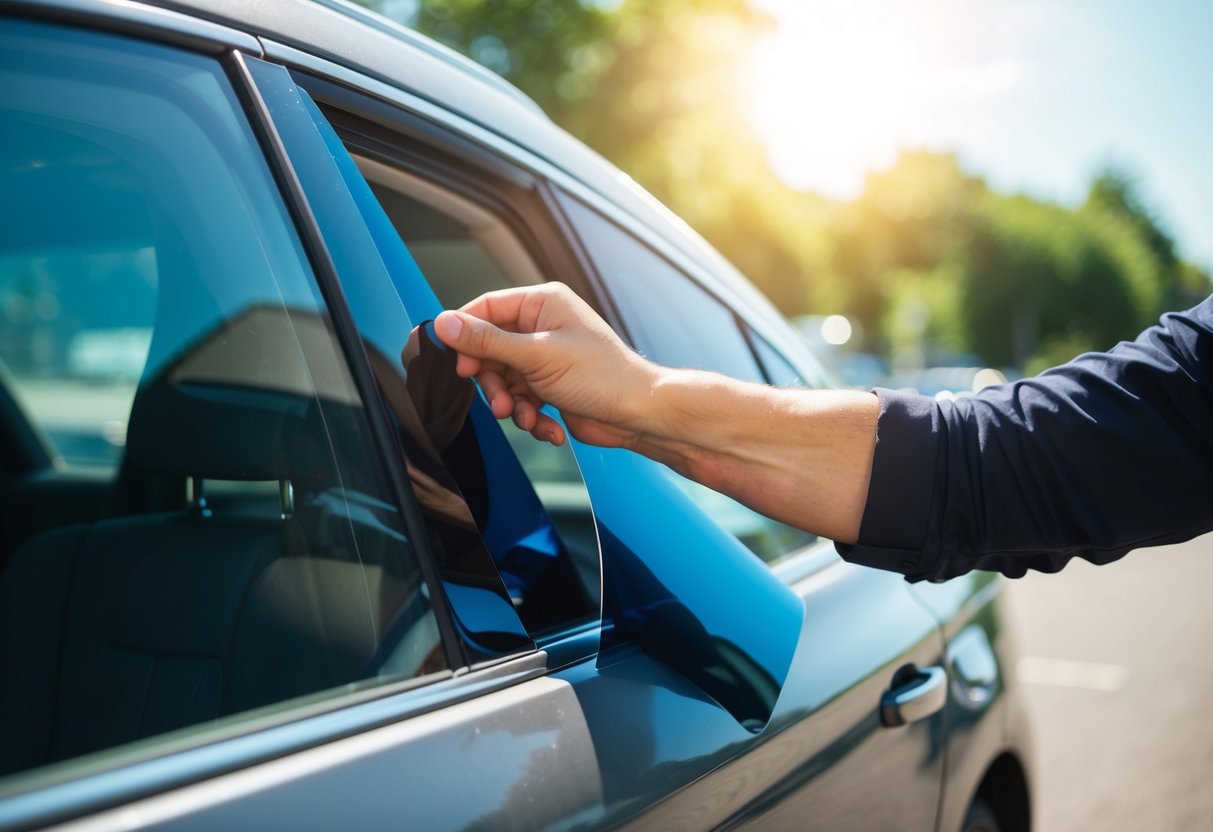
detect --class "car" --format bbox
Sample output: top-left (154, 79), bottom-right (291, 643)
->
top-left (0, 1), bottom-right (1034, 829)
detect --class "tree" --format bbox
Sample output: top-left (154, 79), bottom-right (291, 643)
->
top-left (353, 1), bottom-right (1211, 370)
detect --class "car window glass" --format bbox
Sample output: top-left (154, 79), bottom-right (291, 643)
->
top-left (342, 153), bottom-right (602, 616)
top-left (558, 197), bottom-right (763, 382)
top-left (559, 193), bottom-right (817, 564)
top-left (0, 23), bottom-right (445, 784)
top-left (267, 90), bottom-right (598, 638)
top-left (749, 329), bottom-right (807, 388)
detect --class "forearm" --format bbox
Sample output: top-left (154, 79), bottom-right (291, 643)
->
top-left (622, 368), bottom-right (880, 544)
top-left (842, 298), bottom-right (1213, 582)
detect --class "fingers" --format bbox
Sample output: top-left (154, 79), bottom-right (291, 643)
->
top-left (456, 283), bottom-right (573, 332)
top-left (512, 398), bottom-right (539, 432)
top-left (453, 352), bottom-right (481, 379)
top-left (475, 369), bottom-right (512, 417)
top-left (435, 309), bottom-right (532, 368)
top-left (476, 372), bottom-right (564, 445)
top-left (532, 412), bottom-right (566, 446)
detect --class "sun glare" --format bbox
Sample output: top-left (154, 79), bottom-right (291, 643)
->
top-left (749, 0), bottom-right (1024, 199)
top-left (751, 6), bottom-right (912, 198)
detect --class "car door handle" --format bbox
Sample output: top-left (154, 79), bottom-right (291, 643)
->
top-left (880, 664), bottom-right (947, 727)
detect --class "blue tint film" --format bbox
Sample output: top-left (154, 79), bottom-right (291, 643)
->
top-left (571, 442), bottom-right (803, 731)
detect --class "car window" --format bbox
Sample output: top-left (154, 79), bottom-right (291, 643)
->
top-left (261, 82), bottom-right (598, 640)
top-left (0, 22), bottom-right (445, 783)
top-left (748, 328), bottom-right (807, 388)
top-left (355, 161), bottom-right (602, 595)
top-left (560, 199), bottom-right (765, 382)
top-left (558, 193), bottom-right (818, 564)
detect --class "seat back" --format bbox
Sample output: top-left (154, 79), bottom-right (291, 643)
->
top-left (0, 353), bottom-right (414, 775)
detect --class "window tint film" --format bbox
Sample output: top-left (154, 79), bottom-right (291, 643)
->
top-left (352, 156), bottom-right (601, 609)
top-left (0, 23), bottom-right (444, 783)
top-left (560, 194), bottom-right (817, 564)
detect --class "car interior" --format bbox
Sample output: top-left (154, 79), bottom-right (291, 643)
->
top-left (0, 39), bottom-right (448, 780)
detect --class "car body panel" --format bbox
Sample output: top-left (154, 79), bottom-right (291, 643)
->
top-left (37, 672), bottom-right (602, 832)
top-left (910, 573), bottom-right (1036, 832)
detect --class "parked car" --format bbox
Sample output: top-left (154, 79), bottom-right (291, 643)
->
top-left (0, 1), bottom-right (1033, 829)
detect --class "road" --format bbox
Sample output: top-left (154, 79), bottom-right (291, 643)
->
top-left (1003, 532), bottom-right (1213, 830)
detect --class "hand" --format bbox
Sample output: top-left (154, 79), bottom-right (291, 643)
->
top-left (433, 283), bottom-right (659, 447)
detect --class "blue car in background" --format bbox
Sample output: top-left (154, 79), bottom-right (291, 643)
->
top-left (0, 1), bottom-right (1032, 829)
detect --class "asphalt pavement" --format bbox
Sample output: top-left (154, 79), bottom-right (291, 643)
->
top-left (1003, 532), bottom-right (1213, 830)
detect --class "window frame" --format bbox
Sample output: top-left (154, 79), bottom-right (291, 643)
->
top-left (285, 69), bottom-right (609, 655)
top-left (297, 72), bottom-right (606, 324)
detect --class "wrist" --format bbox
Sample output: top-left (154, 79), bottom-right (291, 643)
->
top-left (635, 368), bottom-right (750, 455)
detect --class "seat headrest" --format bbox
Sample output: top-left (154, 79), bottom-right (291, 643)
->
top-left (124, 378), bottom-right (324, 483)
top-left (124, 306), bottom-right (360, 485)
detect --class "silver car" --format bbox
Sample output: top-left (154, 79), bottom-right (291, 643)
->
top-left (0, 1), bottom-right (1033, 829)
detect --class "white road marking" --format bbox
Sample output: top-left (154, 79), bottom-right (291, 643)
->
top-left (1018, 656), bottom-right (1130, 692)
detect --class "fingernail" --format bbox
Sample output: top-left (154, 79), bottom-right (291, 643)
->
top-left (435, 312), bottom-right (462, 344)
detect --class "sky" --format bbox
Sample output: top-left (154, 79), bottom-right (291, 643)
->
top-left (749, 0), bottom-right (1213, 273)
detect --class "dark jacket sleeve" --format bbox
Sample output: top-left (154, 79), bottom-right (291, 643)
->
top-left (837, 295), bottom-right (1213, 582)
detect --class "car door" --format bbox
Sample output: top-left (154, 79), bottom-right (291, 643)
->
top-left (254, 51), bottom-right (949, 829)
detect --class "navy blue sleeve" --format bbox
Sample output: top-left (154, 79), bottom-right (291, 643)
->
top-left (837, 295), bottom-right (1213, 582)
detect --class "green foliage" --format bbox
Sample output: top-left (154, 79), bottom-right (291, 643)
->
top-left (354, 0), bottom-right (1210, 372)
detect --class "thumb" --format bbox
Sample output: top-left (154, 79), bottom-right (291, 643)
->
top-left (434, 310), bottom-right (531, 367)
